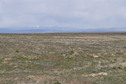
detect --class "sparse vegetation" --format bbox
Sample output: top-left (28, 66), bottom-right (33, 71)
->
top-left (0, 33), bottom-right (126, 84)
top-left (52, 81), bottom-right (61, 84)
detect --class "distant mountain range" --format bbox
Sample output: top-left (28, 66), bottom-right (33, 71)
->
top-left (0, 27), bottom-right (126, 33)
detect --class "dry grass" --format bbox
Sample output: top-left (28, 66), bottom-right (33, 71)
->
top-left (0, 33), bottom-right (126, 84)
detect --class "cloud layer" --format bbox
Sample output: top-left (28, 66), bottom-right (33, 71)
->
top-left (0, 0), bottom-right (126, 29)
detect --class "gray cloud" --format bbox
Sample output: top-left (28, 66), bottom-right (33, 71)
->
top-left (0, 0), bottom-right (126, 29)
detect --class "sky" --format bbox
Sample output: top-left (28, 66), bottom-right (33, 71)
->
top-left (0, 0), bottom-right (126, 30)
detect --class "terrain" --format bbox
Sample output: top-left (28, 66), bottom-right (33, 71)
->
top-left (0, 33), bottom-right (126, 84)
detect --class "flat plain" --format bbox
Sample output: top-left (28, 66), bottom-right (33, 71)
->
top-left (0, 33), bottom-right (126, 84)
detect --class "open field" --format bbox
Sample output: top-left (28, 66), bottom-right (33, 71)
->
top-left (0, 33), bottom-right (126, 84)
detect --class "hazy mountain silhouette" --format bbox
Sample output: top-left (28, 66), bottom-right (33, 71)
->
top-left (0, 27), bottom-right (126, 33)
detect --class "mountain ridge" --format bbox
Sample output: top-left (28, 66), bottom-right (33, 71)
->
top-left (0, 27), bottom-right (126, 33)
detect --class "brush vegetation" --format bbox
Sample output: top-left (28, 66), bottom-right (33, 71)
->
top-left (0, 33), bottom-right (126, 84)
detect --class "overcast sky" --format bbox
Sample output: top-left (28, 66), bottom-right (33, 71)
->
top-left (0, 0), bottom-right (126, 29)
